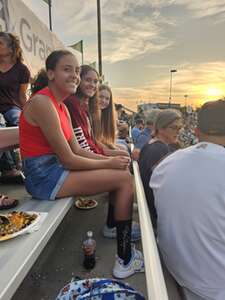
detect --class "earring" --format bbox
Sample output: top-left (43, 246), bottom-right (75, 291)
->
top-left (49, 75), bottom-right (54, 81)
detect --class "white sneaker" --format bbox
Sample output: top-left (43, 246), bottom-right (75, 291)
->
top-left (113, 246), bottom-right (145, 279)
top-left (102, 221), bottom-right (141, 242)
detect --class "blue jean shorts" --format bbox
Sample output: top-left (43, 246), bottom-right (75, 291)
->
top-left (22, 155), bottom-right (69, 200)
top-left (3, 106), bottom-right (21, 126)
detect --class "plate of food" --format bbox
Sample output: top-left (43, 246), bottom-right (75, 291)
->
top-left (0, 211), bottom-right (41, 241)
top-left (75, 198), bottom-right (98, 210)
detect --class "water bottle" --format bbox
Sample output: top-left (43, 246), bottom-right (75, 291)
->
top-left (82, 231), bottom-right (96, 270)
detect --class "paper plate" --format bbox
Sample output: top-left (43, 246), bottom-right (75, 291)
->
top-left (75, 199), bottom-right (98, 210)
top-left (0, 211), bottom-right (42, 242)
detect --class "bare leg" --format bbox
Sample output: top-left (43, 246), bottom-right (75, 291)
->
top-left (57, 169), bottom-right (133, 220)
top-left (57, 168), bottom-right (137, 267)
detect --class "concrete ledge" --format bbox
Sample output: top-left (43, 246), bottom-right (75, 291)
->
top-left (0, 196), bottom-right (73, 300)
top-left (0, 127), bottom-right (19, 149)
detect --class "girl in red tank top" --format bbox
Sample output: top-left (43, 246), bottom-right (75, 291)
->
top-left (20, 50), bottom-right (143, 279)
top-left (20, 86), bottom-right (72, 158)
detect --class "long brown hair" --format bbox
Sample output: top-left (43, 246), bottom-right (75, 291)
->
top-left (76, 65), bottom-right (101, 142)
top-left (99, 84), bottom-right (116, 148)
top-left (0, 32), bottom-right (23, 62)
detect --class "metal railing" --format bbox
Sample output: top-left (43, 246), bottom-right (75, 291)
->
top-left (133, 160), bottom-right (169, 300)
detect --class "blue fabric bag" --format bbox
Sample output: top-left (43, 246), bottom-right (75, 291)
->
top-left (55, 278), bottom-right (146, 300)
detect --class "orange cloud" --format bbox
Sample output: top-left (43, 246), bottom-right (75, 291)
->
top-left (113, 61), bottom-right (225, 110)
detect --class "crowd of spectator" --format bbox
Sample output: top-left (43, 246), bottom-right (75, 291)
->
top-left (2, 30), bottom-right (225, 299)
top-left (129, 104), bottom-right (225, 299)
top-left (150, 100), bottom-right (225, 300)
top-left (20, 48), bottom-right (144, 279)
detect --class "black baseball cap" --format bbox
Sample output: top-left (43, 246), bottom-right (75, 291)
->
top-left (198, 100), bottom-right (225, 135)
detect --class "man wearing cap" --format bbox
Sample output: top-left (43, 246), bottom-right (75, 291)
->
top-left (150, 100), bottom-right (225, 300)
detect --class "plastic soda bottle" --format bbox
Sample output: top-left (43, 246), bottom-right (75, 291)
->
top-left (82, 231), bottom-right (96, 270)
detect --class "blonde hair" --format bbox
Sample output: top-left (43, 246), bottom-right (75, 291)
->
top-left (76, 65), bottom-right (102, 143)
top-left (99, 84), bottom-right (116, 149)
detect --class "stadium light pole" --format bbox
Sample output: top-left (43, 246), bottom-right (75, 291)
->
top-left (43, 0), bottom-right (52, 31)
top-left (169, 69), bottom-right (177, 107)
top-left (184, 94), bottom-right (188, 107)
top-left (49, 0), bottom-right (52, 31)
top-left (97, 0), bottom-right (103, 81)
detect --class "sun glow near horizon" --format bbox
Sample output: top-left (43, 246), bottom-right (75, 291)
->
top-left (113, 82), bottom-right (225, 111)
top-left (205, 87), bottom-right (224, 99)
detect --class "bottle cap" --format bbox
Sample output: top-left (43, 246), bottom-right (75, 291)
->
top-left (87, 231), bottom-right (93, 238)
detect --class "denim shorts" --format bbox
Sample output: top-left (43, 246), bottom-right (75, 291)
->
top-left (3, 106), bottom-right (21, 126)
top-left (22, 154), bottom-right (69, 200)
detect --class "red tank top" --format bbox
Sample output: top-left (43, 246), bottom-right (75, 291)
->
top-left (19, 87), bottom-right (72, 158)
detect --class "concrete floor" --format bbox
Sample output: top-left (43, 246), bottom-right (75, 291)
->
top-left (1, 184), bottom-right (147, 300)
top-left (1, 183), bottom-right (182, 300)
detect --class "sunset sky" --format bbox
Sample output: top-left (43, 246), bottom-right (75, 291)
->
top-left (22, 0), bottom-right (225, 111)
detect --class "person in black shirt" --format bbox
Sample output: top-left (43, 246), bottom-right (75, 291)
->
top-left (0, 32), bottom-right (30, 125)
top-left (139, 109), bottom-right (182, 229)
top-left (0, 32), bottom-right (29, 190)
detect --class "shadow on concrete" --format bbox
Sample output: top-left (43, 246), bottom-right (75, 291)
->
top-left (7, 192), bottom-right (147, 300)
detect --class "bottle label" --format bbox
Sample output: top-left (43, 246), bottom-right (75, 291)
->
top-left (83, 242), bottom-right (96, 256)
